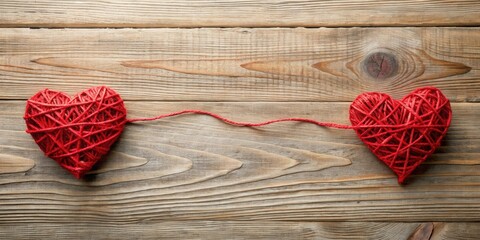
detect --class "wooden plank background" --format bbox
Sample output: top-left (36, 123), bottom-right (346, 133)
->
top-left (0, 0), bottom-right (479, 27)
top-left (1, 28), bottom-right (479, 102)
top-left (1, 1), bottom-right (480, 239)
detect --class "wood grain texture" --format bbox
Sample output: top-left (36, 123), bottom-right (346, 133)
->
top-left (0, 0), bottom-right (479, 27)
top-left (2, 4), bottom-right (480, 237)
top-left (0, 154), bottom-right (35, 174)
top-left (1, 28), bottom-right (478, 102)
top-left (1, 101), bottom-right (479, 222)
top-left (408, 222), bottom-right (434, 240)
top-left (1, 221), bottom-right (479, 240)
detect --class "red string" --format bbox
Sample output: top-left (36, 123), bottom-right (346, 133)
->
top-left (126, 110), bottom-right (355, 129)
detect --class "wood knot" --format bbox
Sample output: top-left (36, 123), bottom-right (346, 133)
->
top-left (363, 52), bottom-right (398, 80)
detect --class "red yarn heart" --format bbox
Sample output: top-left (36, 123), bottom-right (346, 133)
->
top-left (349, 87), bottom-right (452, 183)
top-left (24, 86), bottom-right (127, 178)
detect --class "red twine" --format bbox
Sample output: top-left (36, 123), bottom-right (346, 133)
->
top-left (24, 86), bottom-right (451, 183)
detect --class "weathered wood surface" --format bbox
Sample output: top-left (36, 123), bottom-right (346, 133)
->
top-left (1, 101), bottom-right (479, 223)
top-left (1, 28), bottom-right (478, 102)
top-left (0, 0), bottom-right (479, 28)
top-left (1, 222), bottom-right (479, 240)
top-left (2, 1), bottom-right (480, 237)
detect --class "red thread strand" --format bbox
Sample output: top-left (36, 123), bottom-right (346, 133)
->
top-left (126, 110), bottom-right (355, 129)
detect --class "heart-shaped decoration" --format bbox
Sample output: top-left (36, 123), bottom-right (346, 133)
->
top-left (349, 87), bottom-right (452, 183)
top-left (24, 86), bottom-right (127, 178)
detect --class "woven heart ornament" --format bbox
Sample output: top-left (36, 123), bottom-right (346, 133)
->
top-left (349, 87), bottom-right (452, 183)
top-left (24, 86), bottom-right (451, 183)
top-left (24, 86), bottom-right (127, 178)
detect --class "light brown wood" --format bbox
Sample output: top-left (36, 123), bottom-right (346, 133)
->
top-left (408, 223), bottom-right (434, 240)
top-left (0, 0), bottom-right (479, 27)
top-left (1, 101), bottom-right (479, 222)
top-left (1, 221), bottom-right (479, 240)
top-left (0, 154), bottom-right (35, 174)
top-left (2, 2), bottom-right (480, 236)
top-left (1, 28), bottom-right (478, 102)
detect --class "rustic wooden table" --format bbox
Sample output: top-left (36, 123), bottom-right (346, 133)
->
top-left (1, 1), bottom-right (480, 239)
